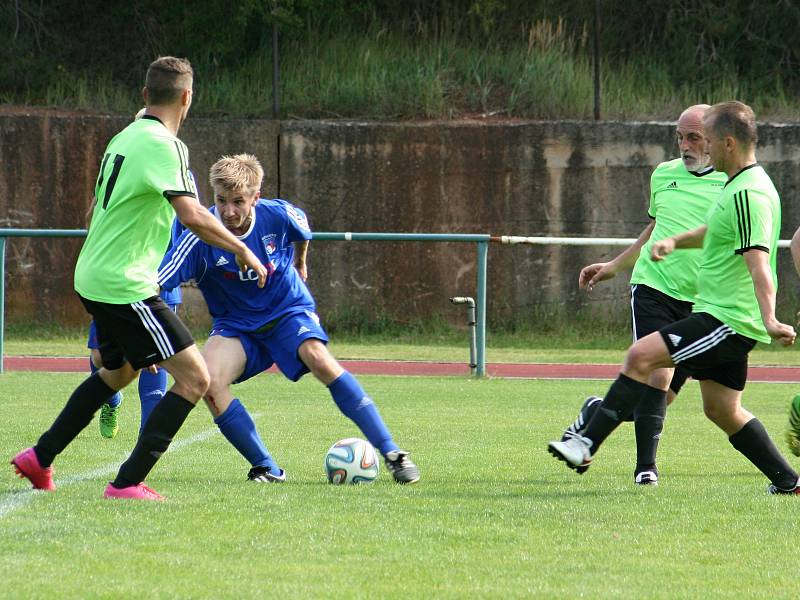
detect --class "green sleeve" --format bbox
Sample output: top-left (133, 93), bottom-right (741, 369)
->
top-left (647, 169), bottom-right (658, 219)
top-left (146, 139), bottom-right (197, 199)
top-left (732, 189), bottom-right (773, 254)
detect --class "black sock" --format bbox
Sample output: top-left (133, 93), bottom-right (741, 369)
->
top-left (583, 374), bottom-right (655, 453)
top-left (34, 373), bottom-right (116, 467)
top-left (633, 387), bottom-right (667, 473)
top-left (111, 391), bottom-right (195, 488)
top-left (729, 418), bottom-right (798, 490)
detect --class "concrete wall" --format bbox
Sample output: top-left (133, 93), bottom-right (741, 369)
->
top-left (2, 110), bottom-right (800, 330)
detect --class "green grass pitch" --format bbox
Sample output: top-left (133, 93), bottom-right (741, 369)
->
top-left (2, 372), bottom-right (799, 598)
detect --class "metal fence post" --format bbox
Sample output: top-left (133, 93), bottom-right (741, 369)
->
top-left (476, 240), bottom-right (488, 377)
top-left (0, 237), bottom-right (5, 374)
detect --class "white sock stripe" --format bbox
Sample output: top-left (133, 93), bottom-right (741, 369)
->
top-left (157, 232), bottom-right (200, 284)
top-left (132, 301), bottom-right (174, 359)
top-left (671, 325), bottom-right (735, 362)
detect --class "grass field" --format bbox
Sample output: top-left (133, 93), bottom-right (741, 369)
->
top-left (6, 334), bottom-right (800, 366)
top-left (2, 371), bottom-right (800, 599)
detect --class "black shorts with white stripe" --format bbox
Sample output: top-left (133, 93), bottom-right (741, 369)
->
top-left (79, 294), bottom-right (194, 371)
top-left (658, 312), bottom-right (756, 391)
top-left (630, 284), bottom-right (694, 394)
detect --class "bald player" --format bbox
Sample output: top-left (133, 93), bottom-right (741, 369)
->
top-left (558, 104), bottom-right (728, 485)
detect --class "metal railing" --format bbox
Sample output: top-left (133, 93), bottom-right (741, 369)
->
top-left (0, 229), bottom-right (492, 375)
top-left (1, 229), bottom-right (791, 377)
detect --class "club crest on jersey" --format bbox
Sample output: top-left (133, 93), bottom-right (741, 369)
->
top-left (262, 234), bottom-right (277, 255)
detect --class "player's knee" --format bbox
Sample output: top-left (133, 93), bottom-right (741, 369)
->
top-left (624, 344), bottom-right (654, 376)
top-left (301, 340), bottom-right (333, 370)
top-left (90, 349), bottom-right (103, 370)
top-left (647, 369), bottom-right (672, 391)
top-left (196, 370), bottom-right (211, 397)
top-left (179, 368), bottom-right (210, 400)
top-left (703, 401), bottom-right (730, 426)
top-left (204, 376), bottom-right (228, 402)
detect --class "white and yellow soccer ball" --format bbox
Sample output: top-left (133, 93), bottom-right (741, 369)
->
top-left (324, 438), bottom-right (379, 484)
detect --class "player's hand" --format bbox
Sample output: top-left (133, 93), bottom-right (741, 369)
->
top-left (145, 364), bottom-right (159, 374)
top-left (235, 247), bottom-right (268, 288)
top-left (766, 320), bottom-right (796, 347)
top-left (650, 238), bottom-right (675, 262)
top-left (578, 262), bottom-right (613, 292)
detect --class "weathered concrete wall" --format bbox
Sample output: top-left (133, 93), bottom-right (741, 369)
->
top-left (2, 111), bottom-right (800, 330)
top-left (0, 110), bottom-right (278, 328)
top-left (282, 120), bottom-right (800, 326)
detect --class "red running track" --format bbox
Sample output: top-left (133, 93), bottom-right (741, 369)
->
top-left (4, 356), bottom-right (800, 383)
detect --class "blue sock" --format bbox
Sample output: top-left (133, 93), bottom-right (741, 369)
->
top-left (214, 399), bottom-right (280, 472)
top-left (89, 357), bottom-right (122, 408)
top-left (138, 367), bottom-right (168, 432)
top-left (328, 372), bottom-right (398, 456)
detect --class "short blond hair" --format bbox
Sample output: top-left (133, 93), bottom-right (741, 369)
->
top-left (209, 154), bottom-right (264, 195)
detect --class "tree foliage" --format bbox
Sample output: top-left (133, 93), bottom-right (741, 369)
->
top-left (3, 1), bottom-right (800, 106)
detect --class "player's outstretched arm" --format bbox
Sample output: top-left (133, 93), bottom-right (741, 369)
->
top-left (790, 226), bottom-right (800, 278)
top-left (293, 240), bottom-right (309, 282)
top-left (171, 195), bottom-right (267, 287)
top-left (744, 248), bottom-right (796, 346)
top-left (579, 221), bottom-right (655, 292)
top-left (85, 196), bottom-right (97, 230)
top-left (650, 225), bottom-right (707, 262)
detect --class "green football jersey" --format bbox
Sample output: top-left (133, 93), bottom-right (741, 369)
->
top-left (693, 165), bottom-right (781, 343)
top-left (74, 117), bottom-right (196, 303)
top-left (630, 158), bottom-right (727, 301)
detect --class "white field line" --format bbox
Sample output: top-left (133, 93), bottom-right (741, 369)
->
top-left (0, 416), bottom-right (251, 518)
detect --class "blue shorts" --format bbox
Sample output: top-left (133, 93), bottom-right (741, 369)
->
top-left (88, 303), bottom-right (179, 350)
top-left (211, 310), bottom-right (329, 383)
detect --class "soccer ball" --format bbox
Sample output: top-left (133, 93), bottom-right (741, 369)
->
top-left (324, 438), bottom-right (379, 484)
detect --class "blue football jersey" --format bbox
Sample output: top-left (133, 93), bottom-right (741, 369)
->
top-left (157, 198), bottom-right (314, 331)
top-left (159, 216), bottom-right (186, 305)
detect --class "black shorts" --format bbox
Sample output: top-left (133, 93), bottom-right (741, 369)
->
top-left (630, 284), bottom-right (693, 394)
top-left (79, 294), bottom-right (194, 371)
top-left (659, 312), bottom-right (757, 392)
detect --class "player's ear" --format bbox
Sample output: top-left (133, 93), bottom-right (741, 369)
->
top-left (142, 87), bottom-right (149, 104)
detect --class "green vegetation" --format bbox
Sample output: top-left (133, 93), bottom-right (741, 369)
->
top-left (4, 2), bottom-right (800, 120)
top-left (2, 373), bottom-right (800, 598)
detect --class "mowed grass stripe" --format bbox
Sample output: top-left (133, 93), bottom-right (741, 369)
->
top-left (0, 423), bottom-right (232, 518)
top-left (2, 372), bottom-right (799, 598)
